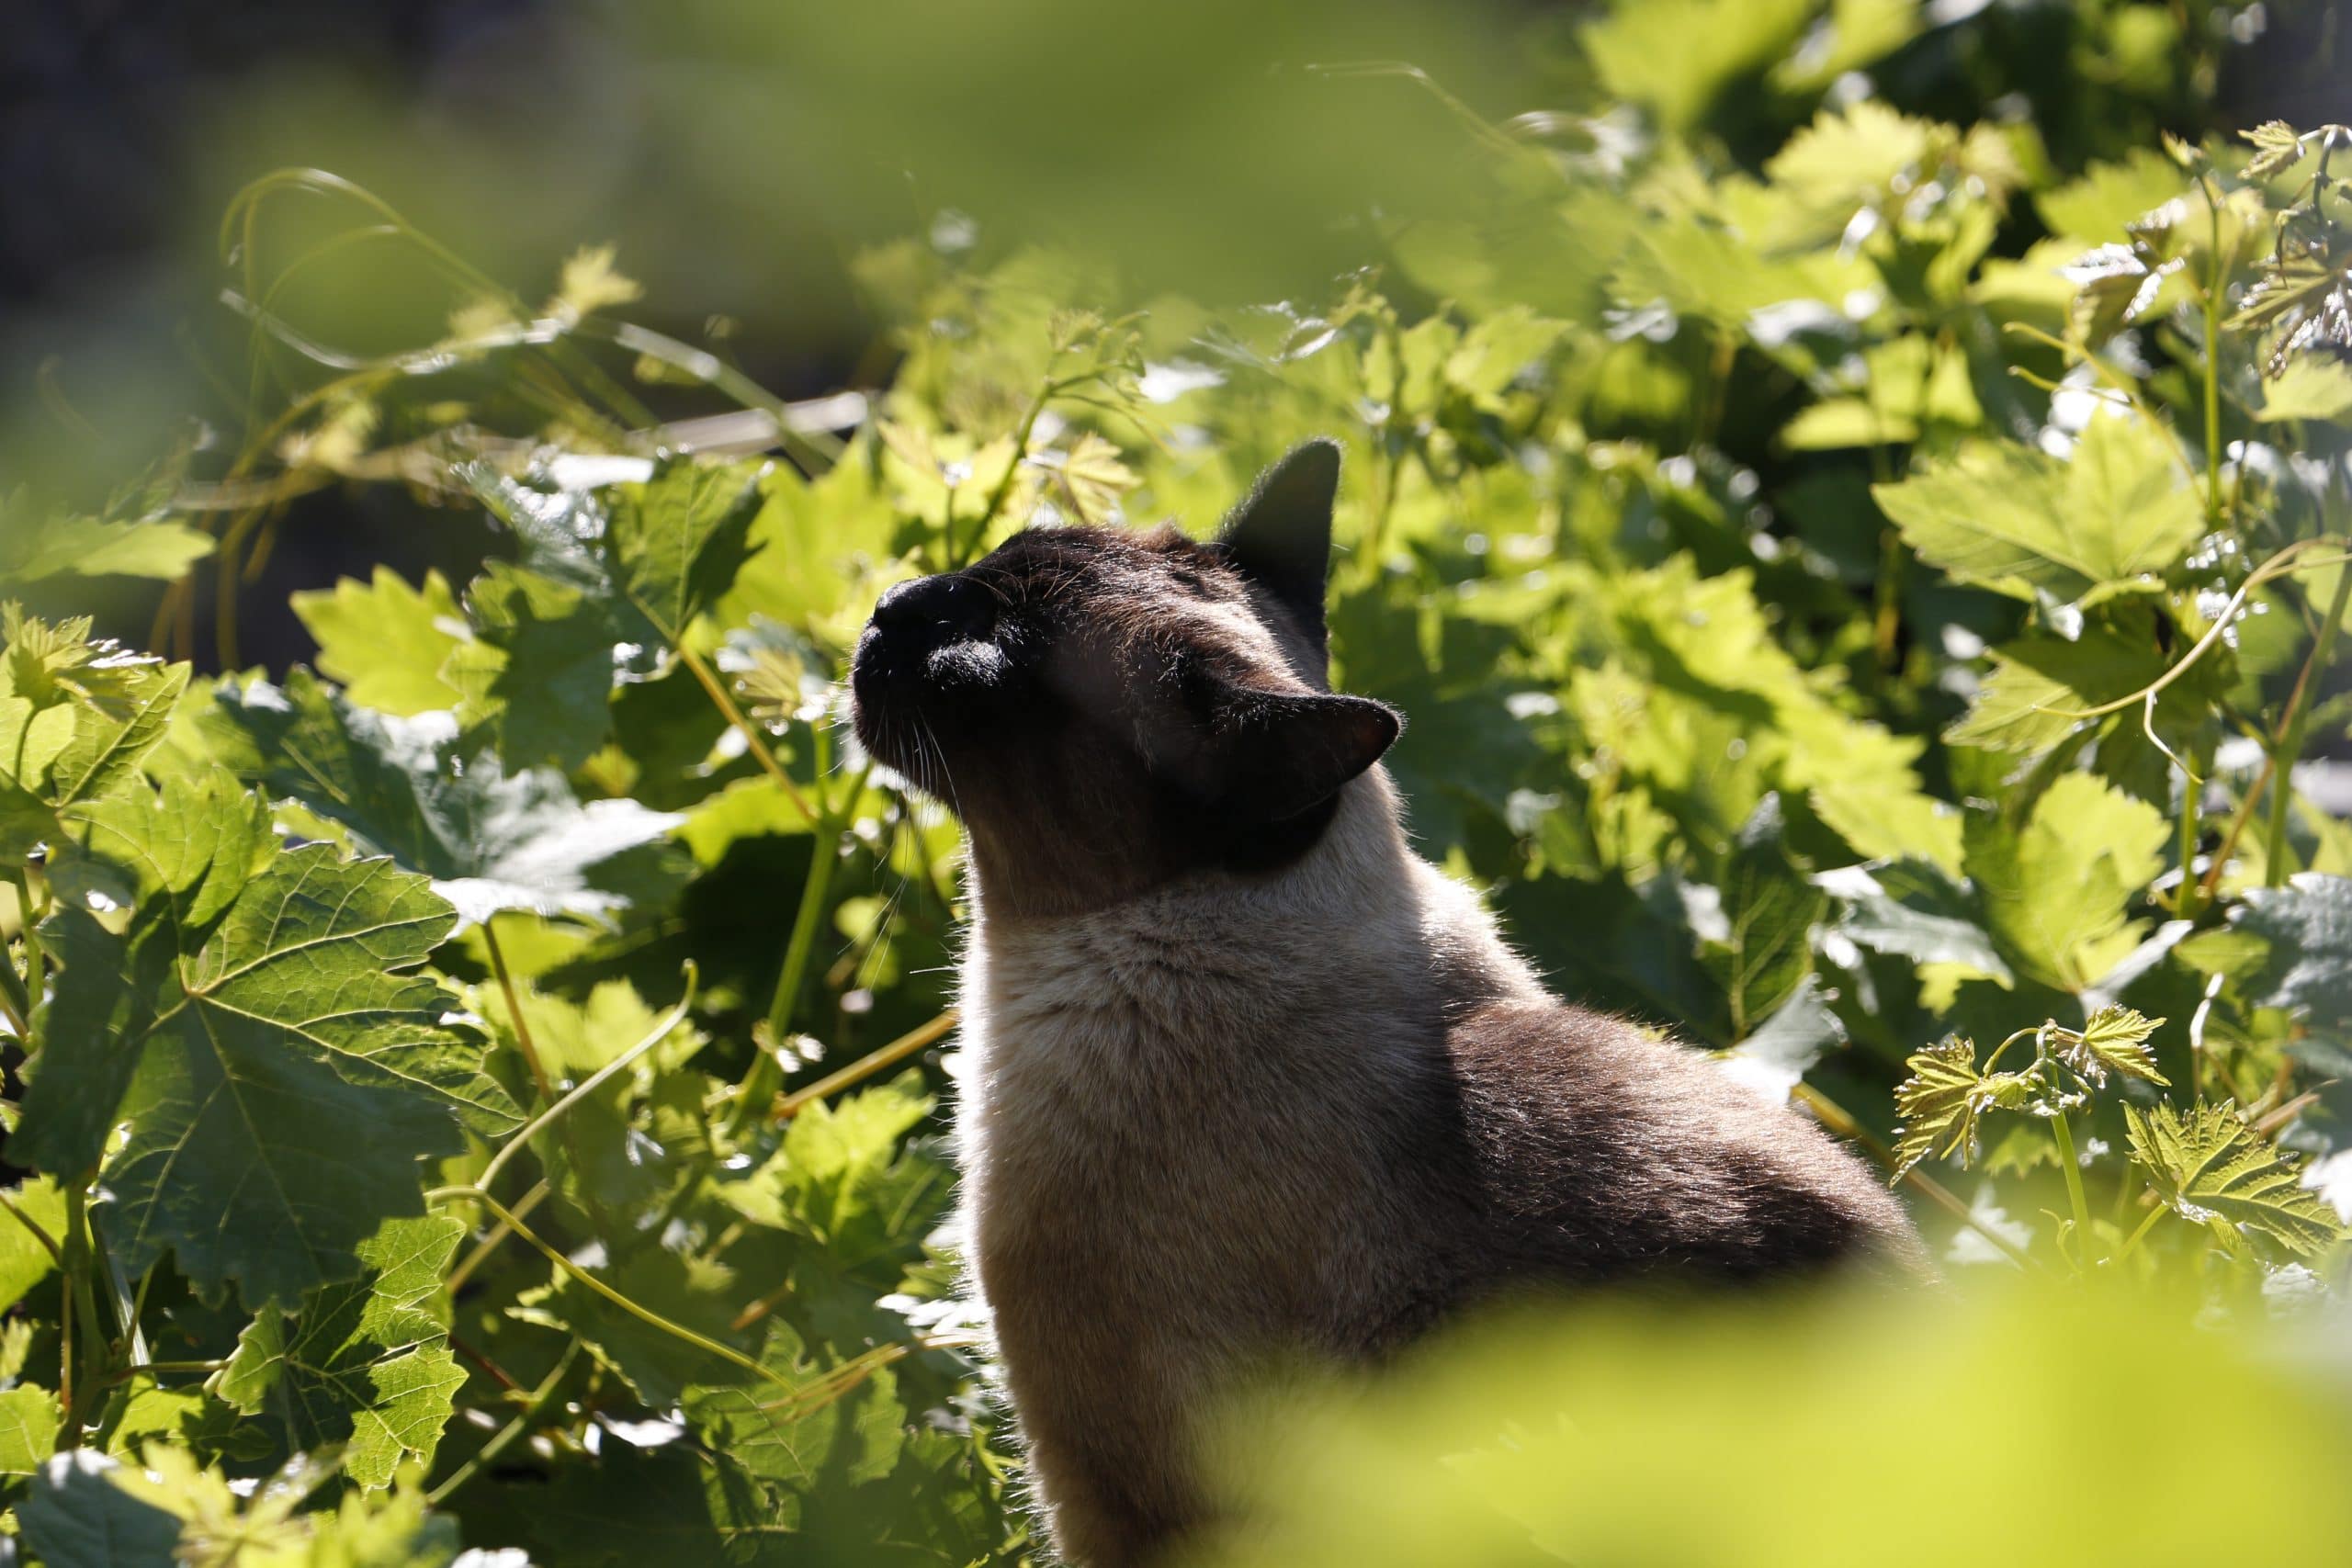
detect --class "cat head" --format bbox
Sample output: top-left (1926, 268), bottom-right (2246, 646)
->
top-left (848, 439), bottom-right (1400, 916)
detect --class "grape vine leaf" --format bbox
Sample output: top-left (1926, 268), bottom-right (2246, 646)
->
top-left (0, 497), bottom-right (214, 588)
top-left (17, 1450), bottom-right (184, 1568)
top-left (447, 560), bottom-right (617, 772)
top-left (1717, 973), bottom-right (1846, 1101)
top-left (218, 1214), bottom-right (467, 1489)
top-left (0, 1176), bottom-right (72, 1312)
top-left (1696, 797), bottom-right (1823, 1039)
top-left (2058, 1005), bottom-right (2169, 1088)
top-left (683, 1320), bottom-right (906, 1495)
top-left (2124, 1101), bottom-right (2346, 1258)
top-left (1871, 412), bottom-right (2204, 607)
top-left (0, 609), bottom-right (189, 861)
top-left (204, 669), bottom-right (684, 925)
top-left (17, 773), bottom-right (515, 1306)
top-left (2232, 875), bottom-right (2352, 1039)
top-left (1815, 859), bottom-right (2012, 982)
top-left (290, 567), bottom-right (468, 718)
top-left (1966, 773), bottom-right (2167, 992)
top-left (0, 1384), bottom-right (62, 1474)
top-left (1944, 620), bottom-right (2172, 755)
top-left (1890, 1037), bottom-right (2036, 1180)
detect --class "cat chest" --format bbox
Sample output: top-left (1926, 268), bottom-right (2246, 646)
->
top-left (959, 1010), bottom-right (1385, 1328)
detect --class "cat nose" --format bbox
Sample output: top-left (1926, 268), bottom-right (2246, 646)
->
top-left (873, 573), bottom-right (994, 643)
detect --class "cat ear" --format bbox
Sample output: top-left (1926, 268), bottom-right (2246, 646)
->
top-left (1153, 671), bottom-right (1399, 823)
top-left (1216, 439), bottom-right (1340, 639)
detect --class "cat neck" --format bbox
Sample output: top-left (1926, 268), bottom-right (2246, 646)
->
top-left (961, 769), bottom-right (1542, 1045)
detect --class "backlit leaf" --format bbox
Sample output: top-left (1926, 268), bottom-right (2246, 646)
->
top-left (2125, 1100), bottom-right (2346, 1258)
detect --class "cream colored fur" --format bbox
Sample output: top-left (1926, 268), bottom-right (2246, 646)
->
top-left (956, 768), bottom-right (1536, 1564)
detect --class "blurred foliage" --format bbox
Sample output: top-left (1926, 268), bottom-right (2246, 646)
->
top-left (3, 0), bottom-right (2352, 1562)
top-left (1187, 1272), bottom-right (2352, 1568)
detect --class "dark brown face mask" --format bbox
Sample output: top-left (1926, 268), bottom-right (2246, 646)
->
top-left (847, 439), bottom-right (1401, 916)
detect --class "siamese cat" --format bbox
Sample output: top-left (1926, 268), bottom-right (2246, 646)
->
top-left (848, 440), bottom-right (1926, 1568)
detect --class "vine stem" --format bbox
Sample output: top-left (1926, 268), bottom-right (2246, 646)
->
top-left (1792, 1085), bottom-right (2038, 1270)
top-left (12, 865), bottom-right (45, 1018)
top-left (426, 1339), bottom-right (581, 1506)
top-left (482, 916), bottom-right (555, 1104)
top-left (476, 968), bottom-right (697, 1195)
top-left (2049, 1109), bottom-right (2095, 1262)
top-left (675, 642), bottom-right (816, 822)
top-left (444, 1181), bottom-right (547, 1300)
top-left (2199, 173), bottom-right (2227, 528)
top-left (2039, 538), bottom-right (2352, 723)
top-left (772, 1010), bottom-right (957, 1122)
top-left (2113, 1199), bottom-right (2168, 1264)
top-left (424, 1186), bottom-right (837, 1407)
top-left (752, 747), bottom-right (876, 1080)
top-left (2263, 547), bottom-right (2352, 886)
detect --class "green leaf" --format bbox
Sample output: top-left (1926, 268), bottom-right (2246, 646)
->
top-left (606, 458), bottom-right (767, 641)
top-left (1697, 799), bottom-right (1823, 1038)
top-left (18, 773), bottom-right (512, 1305)
top-left (448, 561), bottom-right (616, 771)
top-left (0, 1177), bottom-right (72, 1312)
top-left (17, 1450), bottom-right (185, 1568)
top-left (2256, 355), bottom-right (2352, 423)
top-left (1815, 860), bottom-right (2012, 983)
top-left (0, 610), bottom-right (190, 846)
top-left (204, 670), bottom-right (683, 925)
top-left (1582, 0), bottom-right (1812, 131)
top-left (218, 1214), bottom-right (466, 1489)
top-left (1891, 1036), bottom-right (2039, 1179)
top-left (2035, 149), bottom-right (2185, 242)
top-left (1967, 773), bottom-right (2168, 992)
top-left (290, 568), bottom-right (467, 717)
top-left (0, 498), bottom-right (213, 588)
top-left (1890, 1036), bottom-right (1985, 1180)
top-left (2124, 1100), bottom-right (2346, 1258)
top-left (683, 1320), bottom-right (906, 1494)
top-left (2059, 1005), bottom-right (2169, 1089)
top-left (2233, 875), bottom-right (2352, 1040)
top-left (1945, 620), bottom-right (2171, 755)
top-left (2241, 119), bottom-right (2307, 181)
top-left (1872, 412), bottom-right (2204, 606)
top-left (714, 1071), bottom-right (941, 1254)
top-left (17, 770), bottom-right (281, 1172)
top-left (0, 1383), bottom-right (62, 1474)
top-left (1717, 974), bottom-right (1845, 1102)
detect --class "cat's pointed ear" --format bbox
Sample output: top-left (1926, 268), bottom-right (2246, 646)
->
top-left (1216, 439), bottom-right (1340, 637)
top-left (1157, 672), bottom-right (1399, 823)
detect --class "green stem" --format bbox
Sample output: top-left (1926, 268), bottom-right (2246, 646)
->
top-left (2200, 175), bottom-right (2226, 528)
top-left (478, 973), bottom-right (696, 1194)
top-left (761, 743), bottom-right (864, 1045)
top-left (2050, 1109), bottom-right (2095, 1264)
top-left (2265, 557), bottom-right (2352, 886)
top-left (0, 953), bottom-right (28, 1040)
top-left (2113, 1198), bottom-right (2168, 1264)
top-left (951, 371), bottom-right (1084, 570)
top-left (675, 641), bottom-right (816, 822)
top-left (483, 917), bottom-right (555, 1104)
top-left (424, 1187), bottom-right (810, 1403)
top-left (426, 1339), bottom-right (582, 1506)
top-left (58, 1183), bottom-right (106, 1445)
top-left (14, 866), bottom-right (44, 1009)
top-left (2174, 744), bottom-right (2205, 920)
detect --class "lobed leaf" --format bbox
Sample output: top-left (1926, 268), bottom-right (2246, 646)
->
top-left (2124, 1100), bottom-right (2346, 1258)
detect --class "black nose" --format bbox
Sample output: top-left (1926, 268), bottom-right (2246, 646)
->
top-left (872, 573), bottom-right (994, 643)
